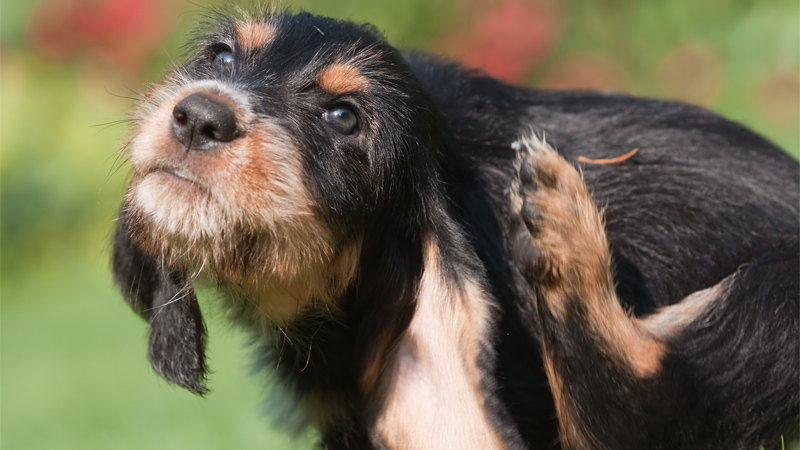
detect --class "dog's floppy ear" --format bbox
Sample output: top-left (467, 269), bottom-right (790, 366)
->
top-left (112, 209), bottom-right (209, 395)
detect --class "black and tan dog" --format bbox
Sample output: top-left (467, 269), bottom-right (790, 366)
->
top-left (112, 9), bottom-right (799, 449)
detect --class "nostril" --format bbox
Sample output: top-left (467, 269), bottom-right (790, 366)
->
top-left (173, 109), bottom-right (188, 126)
top-left (200, 125), bottom-right (218, 139)
top-left (171, 93), bottom-right (239, 151)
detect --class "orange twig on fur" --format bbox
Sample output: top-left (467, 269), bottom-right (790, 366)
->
top-left (578, 148), bottom-right (639, 165)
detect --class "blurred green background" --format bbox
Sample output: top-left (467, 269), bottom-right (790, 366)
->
top-left (1, 0), bottom-right (798, 449)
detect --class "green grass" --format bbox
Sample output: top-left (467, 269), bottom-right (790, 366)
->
top-left (762, 435), bottom-right (800, 450)
top-left (1, 258), bottom-right (317, 450)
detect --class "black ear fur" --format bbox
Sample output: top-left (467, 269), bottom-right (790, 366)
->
top-left (112, 209), bottom-right (209, 395)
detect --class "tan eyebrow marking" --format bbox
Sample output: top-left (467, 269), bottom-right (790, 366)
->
top-left (317, 64), bottom-right (370, 94)
top-left (234, 21), bottom-right (275, 51)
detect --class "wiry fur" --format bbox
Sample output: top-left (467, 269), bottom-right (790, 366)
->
top-left (112, 8), bottom-right (799, 449)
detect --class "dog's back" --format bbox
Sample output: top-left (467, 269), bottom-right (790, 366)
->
top-left (409, 54), bottom-right (796, 301)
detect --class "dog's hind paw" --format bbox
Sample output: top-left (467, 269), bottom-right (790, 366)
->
top-left (510, 134), bottom-right (613, 311)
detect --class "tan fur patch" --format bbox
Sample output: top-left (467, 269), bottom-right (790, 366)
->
top-left (317, 64), bottom-right (370, 95)
top-left (360, 331), bottom-right (393, 396)
top-left (641, 275), bottom-right (732, 339)
top-left (234, 21), bottom-right (275, 51)
top-left (239, 241), bottom-right (361, 323)
top-left (372, 237), bottom-right (504, 449)
top-left (512, 135), bottom-right (665, 379)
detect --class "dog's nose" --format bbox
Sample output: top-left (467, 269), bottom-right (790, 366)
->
top-left (172, 93), bottom-right (239, 151)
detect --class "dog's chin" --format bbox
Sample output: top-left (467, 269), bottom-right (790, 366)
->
top-left (125, 174), bottom-right (232, 278)
top-left (125, 175), bottom-right (337, 285)
top-left (131, 172), bottom-right (222, 237)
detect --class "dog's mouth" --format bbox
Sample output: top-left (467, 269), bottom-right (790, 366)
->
top-left (145, 166), bottom-right (210, 196)
top-left (154, 167), bottom-right (195, 184)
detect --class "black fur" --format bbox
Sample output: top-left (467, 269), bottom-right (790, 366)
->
top-left (113, 208), bottom-right (208, 394)
top-left (112, 9), bottom-right (799, 449)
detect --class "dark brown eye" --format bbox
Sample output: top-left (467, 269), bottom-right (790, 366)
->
top-left (323, 106), bottom-right (358, 135)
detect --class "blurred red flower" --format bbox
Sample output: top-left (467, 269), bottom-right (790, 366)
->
top-left (28, 0), bottom-right (176, 72)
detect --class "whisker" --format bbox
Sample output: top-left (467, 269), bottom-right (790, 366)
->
top-left (146, 285), bottom-right (193, 318)
top-left (121, 84), bottom-right (144, 99)
top-left (89, 119), bottom-right (136, 128)
top-left (301, 321), bottom-right (323, 372)
top-left (102, 142), bottom-right (132, 186)
top-left (103, 85), bottom-right (142, 102)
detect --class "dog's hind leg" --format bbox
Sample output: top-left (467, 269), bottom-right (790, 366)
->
top-left (509, 135), bottom-right (799, 450)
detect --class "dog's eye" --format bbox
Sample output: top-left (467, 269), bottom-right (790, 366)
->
top-left (323, 106), bottom-right (359, 135)
top-left (208, 44), bottom-right (234, 68)
top-left (214, 51), bottom-right (235, 67)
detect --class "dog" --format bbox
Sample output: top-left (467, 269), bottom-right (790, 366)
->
top-left (112, 9), bottom-right (799, 449)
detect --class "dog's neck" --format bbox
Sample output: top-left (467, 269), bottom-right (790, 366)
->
top-left (249, 218), bottom-right (505, 447)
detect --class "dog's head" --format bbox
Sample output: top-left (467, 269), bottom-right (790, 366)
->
top-left (113, 11), bottom-right (448, 393)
